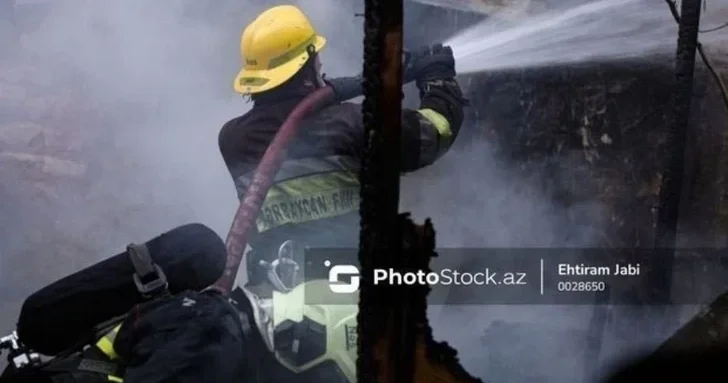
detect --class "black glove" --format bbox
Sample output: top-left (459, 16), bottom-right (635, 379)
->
top-left (403, 44), bottom-right (456, 85)
top-left (323, 75), bottom-right (363, 102)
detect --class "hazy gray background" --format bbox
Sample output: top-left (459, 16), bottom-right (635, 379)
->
top-left (2, 0), bottom-right (727, 380)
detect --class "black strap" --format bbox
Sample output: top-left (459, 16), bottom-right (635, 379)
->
top-left (77, 359), bottom-right (121, 376)
top-left (227, 288), bottom-right (264, 383)
top-left (41, 354), bottom-right (123, 377)
top-left (127, 243), bottom-right (169, 299)
top-left (127, 243), bottom-right (155, 277)
top-left (91, 315), bottom-right (128, 343)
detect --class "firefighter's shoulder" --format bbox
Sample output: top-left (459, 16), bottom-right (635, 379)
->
top-left (217, 113), bottom-right (256, 151)
top-left (219, 114), bottom-right (248, 138)
top-left (315, 101), bottom-right (362, 128)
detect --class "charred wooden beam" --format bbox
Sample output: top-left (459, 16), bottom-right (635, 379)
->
top-left (357, 0), bottom-right (405, 381)
top-left (640, 0), bottom-right (711, 362)
top-left (652, 0), bottom-right (703, 299)
top-left (358, 0), bottom-right (484, 382)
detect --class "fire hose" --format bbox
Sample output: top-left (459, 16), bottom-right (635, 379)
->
top-left (212, 52), bottom-right (424, 294)
top-left (211, 86), bottom-right (336, 294)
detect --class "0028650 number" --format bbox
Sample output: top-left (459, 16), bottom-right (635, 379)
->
top-left (557, 281), bottom-right (606, 292)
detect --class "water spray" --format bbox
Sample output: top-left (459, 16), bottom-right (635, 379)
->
top-left (440, 0), bottom-right (726, 74)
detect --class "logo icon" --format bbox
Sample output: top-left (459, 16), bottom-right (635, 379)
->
top-left (325, 260), bottom-right (360, 293)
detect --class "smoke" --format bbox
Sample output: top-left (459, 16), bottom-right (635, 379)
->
top-left (400, 0), bottom-right (728, 380)
top-left (1, 0), bottom-right (712, 381)
top-left (397, 4), bottom-right (612, 379)
top-left (1, 0), bottom-right (362, 332)
top-left (400, 122), bottom-right (611, 380)
top-left (15, 0), bottom-right (363, 232)
top-left (0, 0), bottom-right (633, 380)
top-left (400, 0), bottom-right (727, 380)
top-left (401, 134), bottom-right (695, 381)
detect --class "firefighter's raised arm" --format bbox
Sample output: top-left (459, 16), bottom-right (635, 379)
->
top-left (401, 44), bottom-right (466, 171)
top-left (326, 44), bottom-right (466, 173)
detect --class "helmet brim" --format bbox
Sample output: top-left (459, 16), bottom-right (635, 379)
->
top-left (233, 35), bottom-right (326, 95)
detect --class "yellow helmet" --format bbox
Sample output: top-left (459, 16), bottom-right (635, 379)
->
top-left (234, 5), bottom-right (327, 95)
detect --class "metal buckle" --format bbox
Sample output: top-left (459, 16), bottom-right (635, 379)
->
top-left (132, 263), bottom-right (169, 298)
top-left (0, 331), bottom-right (42, 369)
top-left (259, 240), bottom-right (301, 292)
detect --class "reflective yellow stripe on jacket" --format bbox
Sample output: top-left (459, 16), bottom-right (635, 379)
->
top-left (235, 155), bottom-right (361, 233)
top-left (95, 324), bottom-right (124, 382)
top-left (418, 108), bottom-right (451, 137)
top-left (417, 108), bottom-right (452, 159)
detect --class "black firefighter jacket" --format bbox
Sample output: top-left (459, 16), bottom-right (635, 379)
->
top-left (218, 78), bottom-right (466, 259)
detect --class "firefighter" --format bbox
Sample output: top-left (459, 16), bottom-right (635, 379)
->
top-left (219, 4), bottom-right (465, 279)
top-left (218, 5), bottom-right (466, 383)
